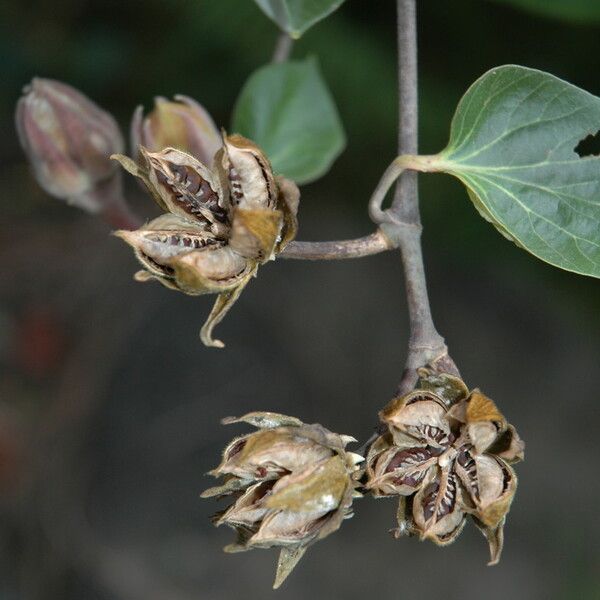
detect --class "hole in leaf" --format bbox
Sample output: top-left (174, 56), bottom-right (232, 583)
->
top-left (574, 130), bottom-right (600, 157)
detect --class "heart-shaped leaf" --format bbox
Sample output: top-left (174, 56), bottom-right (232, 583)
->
top-left (254, 0), bottom-right (345, 38)
top-left (232, 58), bottom-right (345, 185)
top-left (429, 65), bottom-right (600, 278)
top-left (488, 0), bottom-right (600, 24)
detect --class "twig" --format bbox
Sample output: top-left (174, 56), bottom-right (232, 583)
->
top-left (373, 0), bottom-right (457, 394)
top-left (280, 231), bottom-right (392, 260)
top-left (272, 32), bottom-right (293, 63)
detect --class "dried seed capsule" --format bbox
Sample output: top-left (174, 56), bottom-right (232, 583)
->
top-left (113, 131), bottom-right (300, 347)
top-left (202, 412), bottom-right (363, 588)
top-left (15, 78), bottom-right (124, 213)
top-left (366, 369), bottom-right (524, 565)
top-left (130, 95), bottom-right (221, 166)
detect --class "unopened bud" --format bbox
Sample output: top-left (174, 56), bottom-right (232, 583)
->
top-left (16, 78), bottom-right (125, 214)
top-left (130, 95), bottom-right (221, 165)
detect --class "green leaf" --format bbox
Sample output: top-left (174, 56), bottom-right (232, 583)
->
top-left (433, 65), bottom-right (600, 278)
top-left (232, 58), bottom-right (345, 185)
top-left (254, 0), bottom-right (345, 38)
top-left (488, 0), bottom-right (600, 24)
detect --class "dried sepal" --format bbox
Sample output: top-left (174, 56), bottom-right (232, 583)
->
top-left (275, 175), bottom-right (300, 252)
top-left (274, 547), bottom-right (307, 590)
top-left (472, 516), bottom-right (505, 566)
top-left (229, 207), bottom-right (283, 262)
top-left (222, 412), bottom-right (304, 429)
top-left (170, 246), bottom-right (254, 294)
top-left (416, 367), bottom-right (469, 406)
top-left (203, 413), bottom-right (362, 588)
top-left (200, 475), bottom-right (254, 499)
top-left (111, 152), bottom-right (168, 212)
top-left (199, 274), bottom-right (256, 348)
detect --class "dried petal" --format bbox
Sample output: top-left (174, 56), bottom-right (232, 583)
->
top-left (130, 95), bottom-right (221, 165)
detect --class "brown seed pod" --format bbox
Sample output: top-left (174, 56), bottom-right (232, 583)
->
top-left (202, 412), bottom-right (363, 589)
top-left (366, 368), bottom-right (524, 565)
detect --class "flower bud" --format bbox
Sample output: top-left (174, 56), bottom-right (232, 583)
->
top-left (15, 78), bottom-right (125, 213)
top-left (366, 368), bottom-right (524, 565)
top-left (130, 95), bottom-right (221, 165)
top-left (202, 412), bottom-right (363, 588)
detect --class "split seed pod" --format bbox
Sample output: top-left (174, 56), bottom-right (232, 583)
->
top-left (201, 412), bottom-right (363, 589)
top-left (113, 131), bottom-right (299, 347)
top-left (365, 368), bottom-right (524, 564)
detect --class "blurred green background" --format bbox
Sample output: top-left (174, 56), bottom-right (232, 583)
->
top-left (0, 1), bottom-right (599, 599)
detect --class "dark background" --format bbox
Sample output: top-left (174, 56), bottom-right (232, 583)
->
top-left (0, 1), bottom-right (599, 599)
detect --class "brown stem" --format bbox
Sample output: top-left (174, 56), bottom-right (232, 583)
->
top-left (280, 231), bottom-right (392, 260)
top-left (383, 0), bottom-right (457, 394)
top-left (272, 32), bottom-right (293, 63)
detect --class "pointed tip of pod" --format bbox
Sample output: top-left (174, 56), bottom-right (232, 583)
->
top-left (347, 452), bottom-right (364, 465)
top-left (340, 434), bottom-right (358, 445)
top-left (112, 228), bottom-right (142, 249)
